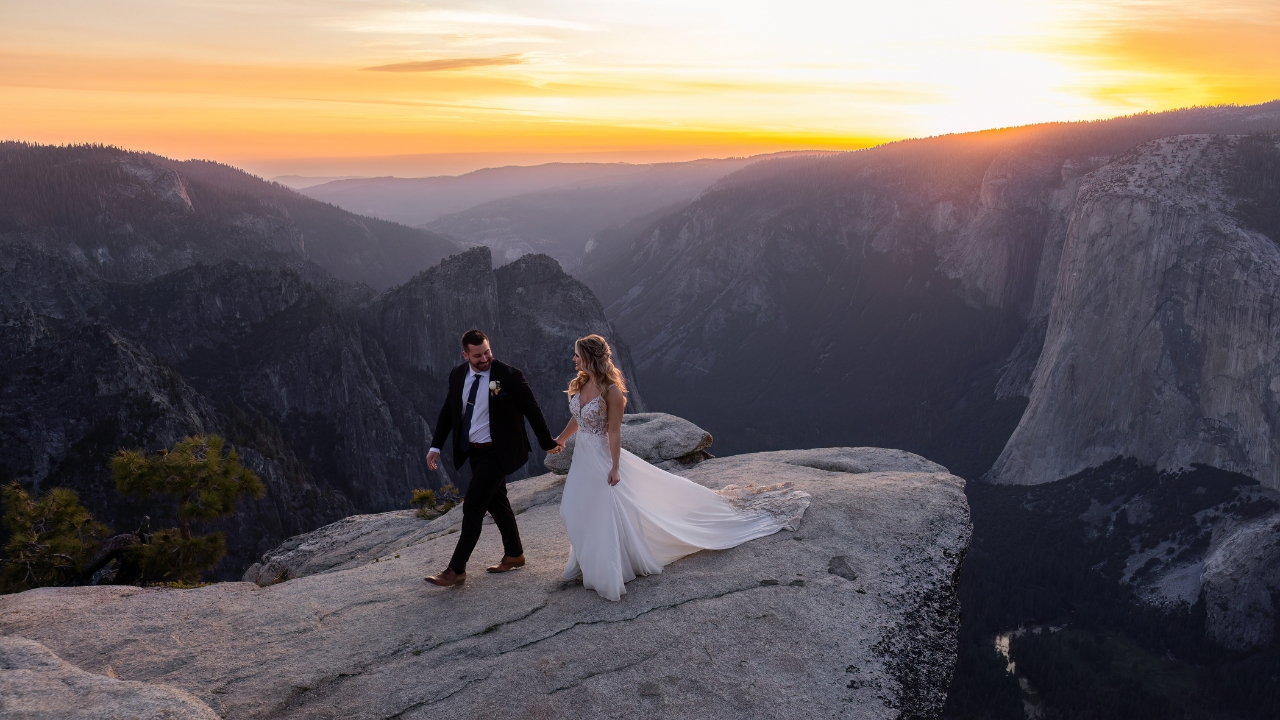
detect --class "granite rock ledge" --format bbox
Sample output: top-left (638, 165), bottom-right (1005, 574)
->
top-left (0, 635), bottom-right (220, 720)
top-left (0, 446), bottom-right (970, 720)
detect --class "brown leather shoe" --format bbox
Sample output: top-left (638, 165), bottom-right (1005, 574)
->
top-left (424, 568), bottom-right (465, 587)
top-left (486, 555), bottom-right (526, 573)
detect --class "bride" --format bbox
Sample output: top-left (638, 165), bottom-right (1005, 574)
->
top-left (553, 334), bottom-right (809, 601)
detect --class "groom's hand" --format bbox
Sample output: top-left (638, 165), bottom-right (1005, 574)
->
top-left (426, 449), bottom-right (440, 471)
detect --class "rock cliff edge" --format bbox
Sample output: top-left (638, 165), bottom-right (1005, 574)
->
top-left (0, 446), bottom-right (969, 720)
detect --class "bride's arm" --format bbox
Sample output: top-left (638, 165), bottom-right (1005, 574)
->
top-left (605, 386), bottom-right (626, 486)
top-left (554, 417), bottom-right (578, 448)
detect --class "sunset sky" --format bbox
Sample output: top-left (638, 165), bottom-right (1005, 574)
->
top-left (3, 0), bottom-right (1277, 177)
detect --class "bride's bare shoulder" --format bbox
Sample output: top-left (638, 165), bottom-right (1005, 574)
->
top-left (605, 384), bottom-right (626, 404)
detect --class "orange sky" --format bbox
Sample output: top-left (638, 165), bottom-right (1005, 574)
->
top-left (2, 1), bottom-right (1277, 177)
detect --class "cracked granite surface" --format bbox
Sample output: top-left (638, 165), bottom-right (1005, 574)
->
top-left (0, 447), bottom-right (969, 719)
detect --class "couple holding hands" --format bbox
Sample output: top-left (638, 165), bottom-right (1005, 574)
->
top-left (425, 329), bottom-right (806, 601)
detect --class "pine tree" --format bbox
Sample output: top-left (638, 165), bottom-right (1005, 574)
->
top-left (112, 435), bottom-right (265, 583)
top-left (0, 482), bottom-right (109, 593)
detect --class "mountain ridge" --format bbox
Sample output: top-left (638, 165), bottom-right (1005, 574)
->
top-left (0, 142), bottom-right (460, 291)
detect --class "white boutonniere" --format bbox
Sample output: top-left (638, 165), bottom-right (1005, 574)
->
top-left (489, 380), bottom-right (500, 396)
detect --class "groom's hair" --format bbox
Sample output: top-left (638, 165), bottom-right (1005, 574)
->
top-left (461, 329), bottom-right (488, 349)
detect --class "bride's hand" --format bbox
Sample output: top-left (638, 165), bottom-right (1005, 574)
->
top-left (607, 467), bottom-right (621, 486)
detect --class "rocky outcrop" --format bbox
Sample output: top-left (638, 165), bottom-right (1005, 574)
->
top-left (990, 135), bottom-right (1280, 490)
top-left (241, 473), bottom-right (567, 585)
top-left (1117, 476), bottom-right (1280, 651)
top-left (543, 412), bottom-right (712, 473)
top-left (0, 636), bottom-right (220, 720)
top-left (1202, 512), bottom-right (1280, 650)
top-left (0, 446), bottom-right (970, 719)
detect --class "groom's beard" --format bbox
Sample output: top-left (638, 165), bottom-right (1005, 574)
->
top-left (470, 359), bottom-right (493, 372)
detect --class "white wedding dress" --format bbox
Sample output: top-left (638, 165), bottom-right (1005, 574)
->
top-left (560, 393), bottom-right (811, 601)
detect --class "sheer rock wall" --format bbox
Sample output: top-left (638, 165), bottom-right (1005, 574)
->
top-left (990, 136), bottom-right (1280, 490)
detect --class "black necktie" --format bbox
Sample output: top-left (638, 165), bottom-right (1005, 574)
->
top-left (460, 373), bottom-right (482, 453)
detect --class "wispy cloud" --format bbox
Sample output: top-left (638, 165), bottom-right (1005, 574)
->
top-left (338, 9), bottom-right (596, 36)
top-left (362, 54), bottom-right (525, 72)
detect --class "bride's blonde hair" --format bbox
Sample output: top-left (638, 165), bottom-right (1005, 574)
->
top-left (567, 334), bottom-right (628, 397)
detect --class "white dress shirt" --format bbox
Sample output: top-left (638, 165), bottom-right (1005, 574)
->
top-left (462, 366), bottom-right (493, 444)
top-left (430, 365), bottom-right (491, 455)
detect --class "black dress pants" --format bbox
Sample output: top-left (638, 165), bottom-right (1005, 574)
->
top-left (448, 447), bottom-right (523, 574)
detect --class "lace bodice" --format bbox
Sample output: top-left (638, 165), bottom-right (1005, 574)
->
top-left (570, 393), bottom-right (609, 438)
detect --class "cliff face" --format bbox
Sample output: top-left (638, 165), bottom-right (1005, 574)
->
top-left (0, 143), bottom-right (459, 290)
top-left (1, 247), bottom-right (387, 572)
top-left (0, 241), bottom-right (631, 577)
top-left (109, 263), bottom-right (433, 512)
top-left (990, 135), bottom-right (1280, 490)
top-left (576, 139), bottom-right (1063, 477)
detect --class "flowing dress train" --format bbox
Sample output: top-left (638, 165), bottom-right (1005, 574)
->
top-left (559, 394), bottom-right (810, 601)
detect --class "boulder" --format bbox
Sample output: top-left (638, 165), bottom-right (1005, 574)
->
top-left (543, 412), bottom-right (713, 474)
top-left (0, 446), bottom-right (969, 720)
top-left (0, 635), bottom-right (219, 720)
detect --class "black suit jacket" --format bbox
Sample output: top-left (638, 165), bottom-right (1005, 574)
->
top-left (431, 360), bottom-right (559, 474)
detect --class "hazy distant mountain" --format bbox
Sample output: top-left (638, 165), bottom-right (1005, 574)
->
top-left (297, 156), bottom-right (821, 270)
top-left (580, 102), bottom-right (1280, 481)
top-left (424, 158), bottom-right (767, 270)
top-left (298, 162), bottom-right (673, 227)
top-left (271, 175), bottom-right (365, 189)
top-left (0, 143), bottom-right (459, 290)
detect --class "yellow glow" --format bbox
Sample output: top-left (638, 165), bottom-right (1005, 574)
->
top-left (1, 1), bottom-right (1276, 176)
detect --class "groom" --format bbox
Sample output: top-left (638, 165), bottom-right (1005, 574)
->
top-left (424, 329), bottom-right (562, 587)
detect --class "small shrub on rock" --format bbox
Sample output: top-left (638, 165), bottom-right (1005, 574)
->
top-left (436, 484), bottom-right (459, 513)
top-left (411, 485), bottom-right (459, 518)
top-left (411, 488), bottom-right (437, 518)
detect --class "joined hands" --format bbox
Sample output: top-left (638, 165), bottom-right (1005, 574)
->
top-left (427, 442), bottom-right (564, 471)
